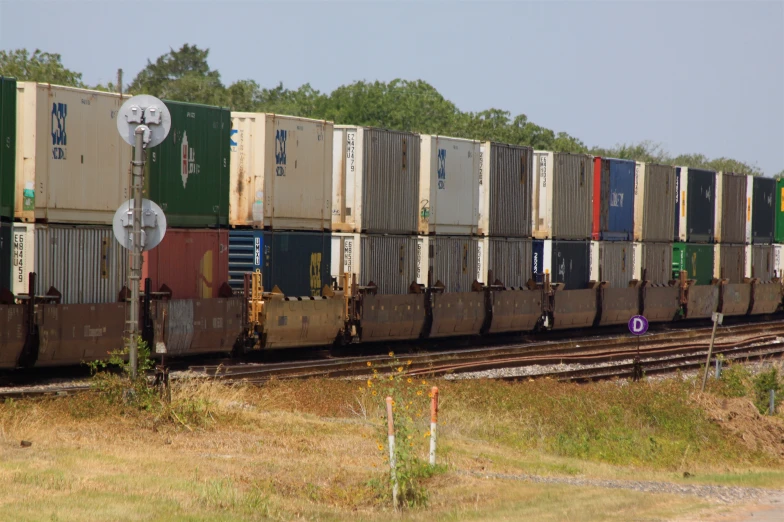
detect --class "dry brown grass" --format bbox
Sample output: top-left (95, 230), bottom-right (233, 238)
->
top-left (0, 376), bottom-right (780, 521)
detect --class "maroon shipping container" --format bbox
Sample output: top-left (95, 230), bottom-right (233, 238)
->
top-left (143, 229), bottom-right (229, 299)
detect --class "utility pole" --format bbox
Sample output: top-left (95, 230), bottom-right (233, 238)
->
top-left (117, 69), bottom-right (123, 96)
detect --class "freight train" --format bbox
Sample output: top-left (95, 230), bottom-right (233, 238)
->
top-left (0, 78), bottom-right (783, 370)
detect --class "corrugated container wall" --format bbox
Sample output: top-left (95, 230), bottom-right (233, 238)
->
top-left (231, 113), bottom-right (332, 231)
top-left (12, 224), bottom-right (127, 303)
top-left (592, 158), bottom-right (634, 241)
top-left (590, 241), bottom-right (634, 288)
top-left (420, 236), bottom-right (479, 292)
top-left (419, 136), bottom-right (480, 235)
top-left (227, 229), bottom-right (330, 297)
top-left (714, 172), bottom-right (747, 244)
top-left (674, 168), bottom-right (715, 243)
top-left (478, 237), bottom-right (533, 287)
top-left (143, 229), bottom-right (229, 299)
top-left (532, 239), bottom-right (591, 290)
top-left (749, 244), bottom-right (775, 281)
top-left (332, 127), bottom-right (419, 234)
top-left (775, 178), bottom-right (784, 243)
top-left (532, 152), bottom-right (594, 240)
top-left (633, 162), bottom-right (676, 242)
top-left (632, 242), bottom-right (672, 285)
top-left (751, 176), bottom-right (775, 244)
top-left (714, 244), bottom-right (746, 283)
top-left (146, 101), bottom-right (230, 228)
top-left (330, 233), bottom-right (418, 295)
top-left (672, 243), bottom-right (714, 285)
top-left (0, 222), bottom-right (10, 292)
top-left (15, 83), bottom-right (131, 224)
top-left (478, 142), bottom-right (533, 237)
top-left (0, 77), bottom-right (16, 221)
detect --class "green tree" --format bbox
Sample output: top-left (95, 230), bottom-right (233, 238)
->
top-left (129, 44), bottom-right (226, 105)
top-left (0, 48), bottom-right (85, 87)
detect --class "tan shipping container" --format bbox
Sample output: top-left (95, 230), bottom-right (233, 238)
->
top-left (532, 151), bottom-right (594, 240)
top-left (714, 172), bottom-right (748, 244)
top-left (748, 244), bottom-right (775, 281)
top-left (15, 83), bottom-right (131, 224)
top-left (714, 243), bottom-right (746, 283)
top-left (230, 113), bottom-right (333, 230)
top-left (632, 242), bottom-right (672, 285)
top-left (633, 162), bottom-right (676, 242)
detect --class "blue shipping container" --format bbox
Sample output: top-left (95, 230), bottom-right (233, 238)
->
top-left (228, 230), bottom-right (331, 297)
top-left (592, 158), bottom-right (634, 241)
top-left (532, 239), bottom-right (591, 290)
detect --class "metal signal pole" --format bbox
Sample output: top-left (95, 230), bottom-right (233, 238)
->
top-left (128, 127), bottom-right (145, 379)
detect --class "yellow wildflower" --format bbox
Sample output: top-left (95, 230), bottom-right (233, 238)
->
top-left (367, 361), bottom-right (372, 367)
top-left (372, 391), bottom-right (377, 396)
top-left (407, 378), bottom-right (413, 384)
top-left (397, 367), bottom-right (403, 373)
top-left (388, 351), bottom-right (395, 357)
top-left (407, 435), bottom-right (412, 440)
top-left (409, 442), bottom-right (413, 447)
top-left (407, 360), bottom-right (412, 366)
top-left (421, 381), bottom-right (427, 385)
top-left (417, 390), bottom-right (423, 396)
top-left (424, 431), bottom-right (431, 438)
top-left (389, 376), bottom-right (394, 381)
top-left (377, 443), bottom-right (384, 451)
top-left (367, 380), bottom-right (372, 388)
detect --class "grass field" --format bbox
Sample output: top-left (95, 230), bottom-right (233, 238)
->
top-left (0, 369), bottom-right (781, 521)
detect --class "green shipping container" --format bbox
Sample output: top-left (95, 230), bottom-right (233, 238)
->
top-left (775, 177), bottom-right (784, 243)
top-left (144, 100), bottom-right (230, 227)
top-left (0, 77), bottom-right (16, 221)
top-left (672, 242), bottom-right (714, 286)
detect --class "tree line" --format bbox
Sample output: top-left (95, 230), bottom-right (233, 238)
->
top-left (1, 45), bottom-right (775, 177)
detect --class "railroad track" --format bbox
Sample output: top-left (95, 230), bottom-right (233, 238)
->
top-left (3, 320), bottom-right (783, 397)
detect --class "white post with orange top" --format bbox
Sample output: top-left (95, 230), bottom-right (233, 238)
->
top-left (386, 396), bottom-right (399, 509)
top-left (429, 386), bottom-right (439, 465)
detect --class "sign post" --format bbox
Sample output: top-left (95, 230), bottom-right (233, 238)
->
top-left (628, 315), bottom-right (649, 381)
top-left (115, 95), bottom-right (171, 379)
top-left (701, 312), bottom-right (723, 392)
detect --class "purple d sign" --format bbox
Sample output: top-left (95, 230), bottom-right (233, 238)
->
top-left (628, 315), bottom-right (648, 335)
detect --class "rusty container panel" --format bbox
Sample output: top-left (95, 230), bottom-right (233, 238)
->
top-left (750, 244), bottom-right (775, 281)
top-left (715, 172), bottom-right (747, 244)
top-left (478, 142), bottom-right (534, 237)
top-left (479, 237), bottom-right (533, 288)
top-left (714, 244), bottom-right (746, 284)
top-left (685, 285), bottom-right (719, 319)
top-left (359, 294), bottom-right (426, 342)
top-left (262, 296), bottom-right (344, 349)
top-left (152, 298), bottom-right (243, 356)
top-left (0, 305), bottom-right (25, 368)
top-left (642, 285), bottom-right (680, 323)
top-left (36, 302), bottom-right (126, 367)
top-left (143, 228), bottom-right (229, 299)
top-left (429, 292), bottom-right (485, 338)
top-left (421, 236), bottom-right (480, 293)
top-left (750, 282), bottom-right (782, 315)
top-left (590, 241), bottom-right (634, 288)
top-left (13, 223), bottom-right (128, 304)
top-left (720, 283), bottom-right (750, 316)
top-left (632, 242), bottom-right (672, 285)
top-left (599, 287), bottom-right (639, 326)
top-left (552, 288), bottom-right (597, 330)
top-left (488, 289), bottom-right (542, 333)
top-left (634, 162), bottom-right (676, 242)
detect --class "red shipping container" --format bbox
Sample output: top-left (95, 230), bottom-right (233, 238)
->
top-left (143, 229), bottom-right (229, 299)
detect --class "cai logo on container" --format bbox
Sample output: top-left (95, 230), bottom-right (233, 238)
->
top-left (275, 129), bottom-right (287, 176)
top-left (51, 102), bottom-right (67, 160)
top-left (180, 131), bottom-right (200, 188)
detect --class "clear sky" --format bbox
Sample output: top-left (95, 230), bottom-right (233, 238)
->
top-left (1, 0), bottom-right (782, 174)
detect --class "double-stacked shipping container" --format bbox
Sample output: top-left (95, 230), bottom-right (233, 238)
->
top-left (671, 167), bottom-right (716, 284)
top-left (9, 83), bottom-right (131, 302)
top-left (531, 151), bottom-right (594, 289)
top-left (633, 162), bottom-right (676, 285)
top-left (228, 113), bottom-right (333, 297)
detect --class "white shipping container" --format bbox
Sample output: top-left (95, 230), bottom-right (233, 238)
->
top-left (477, 236), bottom-right (533, 287)
top-left (330, 232), bottom-right (420, 294)
top-left (418, 136), bottom-right (480, 235)
top-left (418, 235), bottom-right (480, 292)
top-left (632, 242), bottom-right (673, 285)
top-left (590, 241), bottom-right (635, 288)
top-left (230, 113), bottom-right (333, 230)
top-left (15, 83), bottom-right (132, 224)
top-left (774, 245), bottom-right (784, 278)
top-left (531, 151), bottom-right (594, 240)
top-left (12, 223), bottom-right (128, 303)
